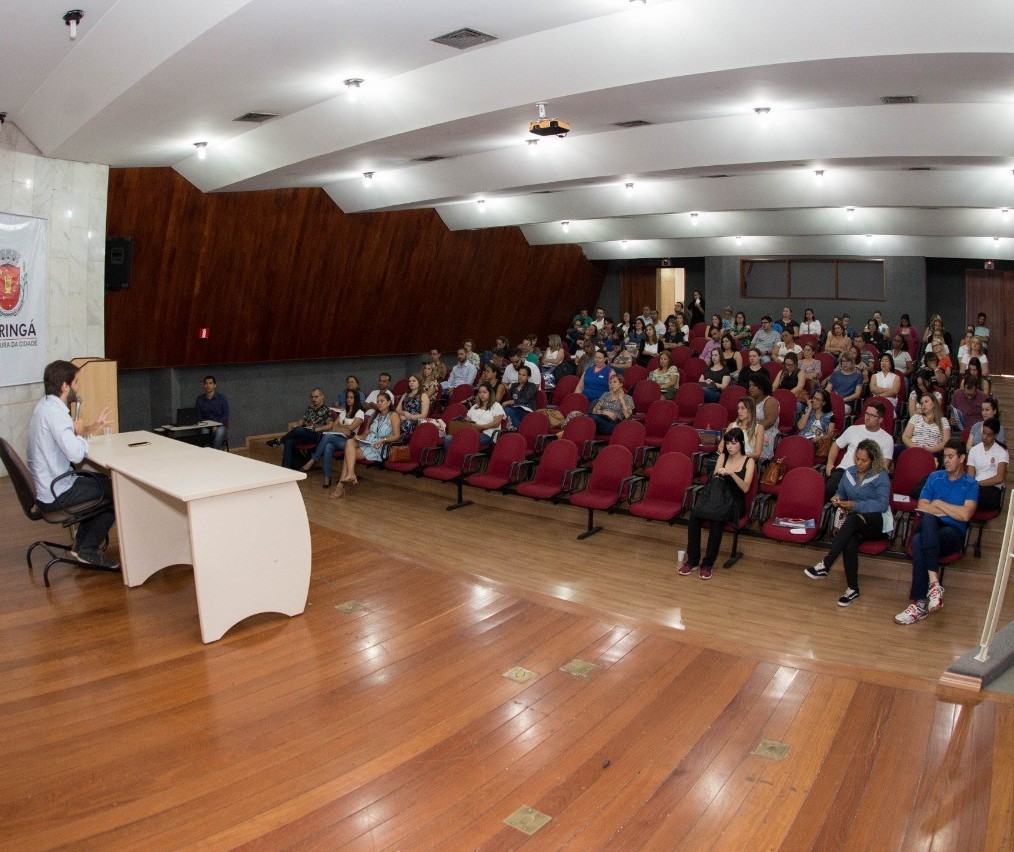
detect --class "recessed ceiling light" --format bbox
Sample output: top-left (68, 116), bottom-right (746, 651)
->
top-left (343, 78), bottom-right (364, 102)
top-left (814, 169), bottom-right (825, 183)
top-left (753, 107), bottom-right (771, 117)
top-left (63, 9), bottom-right (83, 40)
top-left (625, 182), bottom-right (634, 192)
top-left (690, 212), bottom-right (699, 225)
top-left (561, 221), bottom-right (570, 233)
top-left (477, 199), bottom-right (485, 211)
top-left (526, 139), bottom-right (538, 155)
top-left (362, 171), bottom-right (375, 186)
top-left (845, 207), bottom-right (855, 220)
top-left (193, 141), bottom-right (207, 160)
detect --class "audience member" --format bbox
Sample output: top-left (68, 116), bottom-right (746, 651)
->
top-left (442, 348), bottom-right (478, 391)
top-left (698, 325), bottom-right (722, 363)
top-left (699, 347), bottom-right (731, 403)
top-left (738, 347), bottom-right (766, 389)
top-left (950, 376), bottom-right (986, 430)
top-left (824, 353), bottom-right (864, 412)
top-left (344, 375), bottom-right (366, 408)
top-left (959, 336), bottom-right (988, 374)
top-left (26, 360), bottom-right (117, 569)
top-left (427, 349), bottom-right (448, 382)
top-left (967, 397), bottom-right (1005, 450)
top-left (396, 374), bottom-right (430, 439)
top-left (823, 400), bottom-right (893, 500)
top-left (462, 339), bottom-right (481, 369)
top-left (718, 334), bottom-right (742, 376)
top-left (799, 308), bottom-right (822, 337)
top-left (195, 375), bottom-right (229, 450)
top-left (363, 373), bottom-right (395, 418)
top-left (973, 312), bottom-right (990, 348)
top-left (772, 352), bottom-right (806, 404)
top-left (895, 439), bottom-right (977, 624)
top-left (678, 427), bottom-right (755, 581)
top-left (419, 362), bottom-right (441, 402)
top-left (797, 389), bottom-right (833, 441)
top-left (502, 348), bottom-right (542, 388)
top-left (895, 313), bottom-right (919, 353)
top-left (638, 324), bottom-right (662, 367)
top-left (575, 349), bottom-right (614, 403)
top-left (889, 335), bottom-right (913, 377)
top-left (721, 396), bottom-right (764, 462)
top-left (503, 365), bottom-right (538, 428)
top-left (805, 438), bottom-right (892, 607)
top-left (748, 374), bottom-right (780, 460)
top-left (751, 316), bottom-right (780, 360)
top-left (966, 419), bottom-right (1007, 512)
top-left (824, 320), bottom-right (851, 358)
top-left (901, 394), bottom-right (950, 456)
top-left (965, 357), bottom-right (991, 395)
top-left (869, 353), bottom-right (902, 409)
top-left (303, 389), bottom-right (365, 488)
top-left (450, 382), bottom-right (505, 448)
top-left (649, 350), bottom-right (680, 399)
top-left (589, 372), bottom-right (634, 435)
top-left (332, 393), bottom-right (401, 498)
top-left (266, 387), bottom-right (333, 470)
top-left (797, 342), bottom-right (822, 385)
top-left (730, 311), bottom-right (752, 346)
top-left (626, 317), bottom-right (647, 349)
top-left (688, 291), bottom-right (706, 326)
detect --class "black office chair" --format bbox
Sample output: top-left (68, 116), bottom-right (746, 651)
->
top-left (0, 437), bottom-right (119, 587)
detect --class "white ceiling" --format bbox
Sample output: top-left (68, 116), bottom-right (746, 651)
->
top-left (4, 0), bottom-right (1014, 259)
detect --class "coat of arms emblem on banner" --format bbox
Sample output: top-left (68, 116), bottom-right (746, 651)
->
top-left (0, 249), bottom-right (25, 316)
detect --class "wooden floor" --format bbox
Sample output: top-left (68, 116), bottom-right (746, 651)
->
top-left (2, 459), bottom-right (1014, 848)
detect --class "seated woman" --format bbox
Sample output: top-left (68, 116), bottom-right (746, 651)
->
top-left (895, 313), bottom-right (920, 354)
top-left (333, 393), bottom-right (401, 498)
top-left (967, 418), bottom-right (1008, 512)
top-left (472, 362), bottom-right (506, 405)
top-left (649, 349), bottom-right (680, 399)
top-left (968, 397), bottom-right (1005, 449)
top-left (964, 355), bottom-right (991, 396)
top-left (721, 397), bottom-right (764, 462)
top-left (395, 373), bottom-right (430, 439)
top-left (748, 373), bottom-right (780, 460)
top-left (730, 311), bottom-right (752, 346)
top-left (798, 342), bottom-right (822, 386)
top-left (541, 333), bottom-right (566, 377)
top-left (824, 352), bottom-right (865, 413)
top-left (662, 318), bottom-right (685, 350)
top-left (771, 330), bottom-right (802, 363)
top-left (718, 333), bottom-right (742, 377)
top-left (799, 308), bottom-right (822, 337)
top-left (618, 311), bottom-right (633, 339)
top-left (574, 348), bottom-right (614, 403)
top-left (503, 365), bottom-right (538, 429)
top-left (737, 347), bottom-right (766, 389)
top-left (870, 353), bottom-right (902, 409)
top-left (907, 369), bottom-right (944, 418)
top-left (823, 320), bottom-right (852, 358)
top-left (447, 382), bottom-right (505, 449)
top-left (608, 337), bottom-right (635, 372)
top-left (637, 324), bottom-right (662, 367)
top-left (804, 438), bottom-right (892, 607)
top-left (902, 393), bottom-right (951, 456)
top-left (625, 317), bottom-right (647, 350)
top-left (861, 319), bottom-right (888, 354)
top-left (699, 347), bottom-right (732, 403)
top-left (344, 375), bottom-right (366, 408)
top-left (302, 389), bottom-right (365, 488)
top-left (677, 427), bottom-right (756, 580)
top-left (797, 389), bottom-right (834, 442)
top-left (772, 351), bottom-right (807, 407)
top-left (418, 362), bottom-right (441, 402)
top-left (889, 334), bottom-right (914, 378)
top-left (589, 372), bottom-right (634, 435)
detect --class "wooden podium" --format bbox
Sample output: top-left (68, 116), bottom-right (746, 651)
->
top-left (71, 357), bottom-right (119, 434)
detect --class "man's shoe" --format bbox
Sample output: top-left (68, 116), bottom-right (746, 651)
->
top-left (928, 582), bottom-right (944, 613)
top-left (699, 566), bottom-right (713, 580)
top-left (894, 600), bottom-right (928, 625)
top-left (74, 550), bottom-right (120, 570)
top-left (265, 438), bottom-right (281, 448)
top-left (804, 562), bottom-right (829, 580)
top-left (837, 588), bottom-right (860, 607)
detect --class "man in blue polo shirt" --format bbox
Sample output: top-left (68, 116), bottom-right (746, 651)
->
top-left (895, 438), bottom-right (978, 624)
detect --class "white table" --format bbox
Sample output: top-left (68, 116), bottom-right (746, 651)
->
top-left (86, 431), bottom-right (310, 642)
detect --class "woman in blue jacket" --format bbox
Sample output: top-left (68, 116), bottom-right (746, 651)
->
top-left (804, 438), bottom-right (892, 607)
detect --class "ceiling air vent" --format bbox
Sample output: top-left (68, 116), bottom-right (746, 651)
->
top-left (432, 28), bottom-right (497, 49)
top-left (233, 112), bottom-right (278, 123)
top-left (414, 155), bottom-right (450, 163)
top-left (704, 174), bottom-right (729, 179)
top-left (613, 120), bottom-right (652, 129)
top-left (880, 96), bottom-right (918, 105)
top-left (907, 166), bottom-right (934, 171)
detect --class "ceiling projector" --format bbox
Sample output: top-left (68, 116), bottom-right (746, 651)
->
top-left (529, 118), bottom-right (570, 138)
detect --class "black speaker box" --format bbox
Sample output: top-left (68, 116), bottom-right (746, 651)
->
top-left (105, 236), bottom-right (133, 291)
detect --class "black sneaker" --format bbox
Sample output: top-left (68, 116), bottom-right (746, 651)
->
top-left (266, 438), bottom-right (281, 447)
top-left (837, 588), bottom-right (860, 607)
top-left (804, 562), bottom-right (829, 580)
top-left (74, 550), bottom-right (120, 570)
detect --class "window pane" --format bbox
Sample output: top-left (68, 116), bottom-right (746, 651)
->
top-left (838, 260), bottom-right (885, 300)
top-left (741, 259), bottom-right (787, 297)
top-left (790, 261), bottom-right (835, 299)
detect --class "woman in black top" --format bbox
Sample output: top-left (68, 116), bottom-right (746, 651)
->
top-left (861, 319), bottom-right (887, 354)
top-left (700, 347), bottom-right (732, 403)
top-left (738, 346), bottom-right (766, 389)
top-left (688, 290), bottom-right (706, 327)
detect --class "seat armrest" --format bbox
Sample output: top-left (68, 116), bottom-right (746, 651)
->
top-left (621, 475), bottom-right (646, 504)
top-left (583, 439), bottom-right (607, 460)
top-left (560, 467), bottom-right (590, 496)
top-left (509, 459), bottom-right (534, 484)
top-left (461, 453), bottom-right (488, 476)
top-left (419, 445), bottom-right (445, 467)
top-left (534, 432), bottom-right (557, 454)
top-left (50, 469), bottom-right (110, 515)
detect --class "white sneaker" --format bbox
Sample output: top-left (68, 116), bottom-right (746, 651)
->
top-left (804, 561), bottom-right (828, 580)
top-left (894, 601), bottom-right (928, 625)
top-left (837, 588), bottom-right (860, 607)
top-left (928, 582), bottom-right (944, 613)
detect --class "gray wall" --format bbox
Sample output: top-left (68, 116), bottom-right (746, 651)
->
top-left (119, 354), bottom-right (438, 448)
top-left (703, 256), bottom-right (927, 330)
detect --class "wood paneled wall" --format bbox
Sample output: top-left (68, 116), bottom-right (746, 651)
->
top-left (105, 169), bottom-right (605, 369)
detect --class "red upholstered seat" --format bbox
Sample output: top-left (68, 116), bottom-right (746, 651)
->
top-left (385, 421), bottom-right (441, 473)
top-left (642, 400), bottom-right (681, 448)
top-left (516, 439), bottom-right (579, 501)
top-left (631, 380), bottom-right (662, 420)
top-left (761, 467), bottom-right (824, 544)
top-left (628, 451), bottom-right (694, 522)
top-left (673, 383), bottom-right (704, 424)
top-left (423, 428), bottom-right (482, 509)
top-left (466, 433), bottom-right (528, 491)
top-left (568, 445), bottom-right (634, 539)
top-left (719, 384), bottom-right (747, 422)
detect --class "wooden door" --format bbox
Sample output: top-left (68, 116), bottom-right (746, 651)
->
top-left (621, 267), bottom-right (658, 320)
top-left (966, 270), bottom-right (1014, 375)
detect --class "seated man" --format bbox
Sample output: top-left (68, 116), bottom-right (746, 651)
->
top-left (427, 349), bottom-right (448, 382)
top-left (363, 372), bottom-right (395, 419)
top-left (823, 400), bottom-right (894, 501)
top-left (441, 348), bottom-right (478, 392)
top-left (195, 375), bottom-right (229, 450)
top-left (895, 439), bottom-right (978, 624)
top-left (26, 360), bottom-right (117, 569)
top-left (266, 388), bottom-right (333, 469)
top-left (950, 375), bottom-right (986, 430)
top-left (502, 348), bottom-right (542, 388)
top-left (750, 315), bottom-right (780, 361)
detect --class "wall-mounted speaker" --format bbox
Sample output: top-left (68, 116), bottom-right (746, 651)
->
top-left (105, 236), bottom-right (133, 291)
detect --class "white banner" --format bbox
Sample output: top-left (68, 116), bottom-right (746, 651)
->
top-left (0, 213), bottom-right (47, 387)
